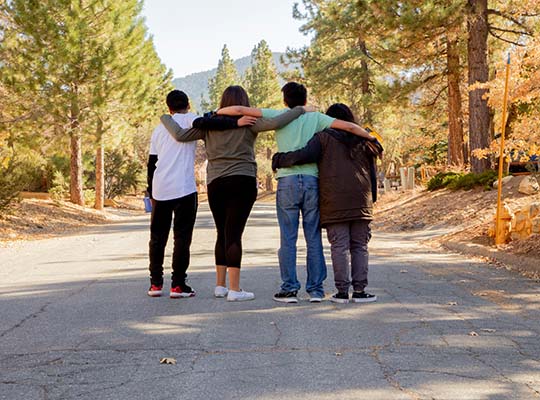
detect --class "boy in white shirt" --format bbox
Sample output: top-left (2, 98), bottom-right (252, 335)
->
top-left (146, 90), bottom-right (198, 298)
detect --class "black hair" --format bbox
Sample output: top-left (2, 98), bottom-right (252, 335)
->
top-left (281, 82), bottom-right (307, 108)
top-left (219, 85), bottom-right (250, 108)
top-left (166, 90), bottom-right (189, 112)
top-left (325, 103), bottom-right (356, 123)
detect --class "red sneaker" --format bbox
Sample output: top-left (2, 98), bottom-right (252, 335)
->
top-left (170, 284), bottom-right (196, 298)
top-left (147, 284), bottom-right (163, 297)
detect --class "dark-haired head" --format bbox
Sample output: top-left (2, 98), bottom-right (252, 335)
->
top-left (281, 82), bottom-right (307, 108)
top-left (166, 90), bottom-right (189, 113)
top-left (219, 85), bottom-right (250, 108)
top-left (325, 103), bottom-right (356, 123)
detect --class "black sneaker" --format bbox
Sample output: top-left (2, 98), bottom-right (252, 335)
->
top-left (330, 292), bottom-right (350, 304)
top-left (352, 291), bottom-right (377, 303)
top-left (273, 291), bottom-right (298, 303)
top-left (170, 283), bottom-right (196, 298)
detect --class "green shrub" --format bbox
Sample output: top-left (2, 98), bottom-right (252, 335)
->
top-left (104, 149), bottom-right (144, 199)
top-left (0, 149), bottom-right (32, 210)
top-left (427, 170), bottom-right (498, 191)
top-left (426, 172), bottom-right (462, 191)
top-left (45, 154), bottom-right (70, 191)
top-left (48, 169), bottom-right (69, 201)
top-left (83, 189), bottom-right (95, 205)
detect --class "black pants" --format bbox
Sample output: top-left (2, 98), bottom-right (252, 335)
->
top-left (149, 192), bottom-right (198, 286)
top-left (207, 175), bottom-right (257, 269)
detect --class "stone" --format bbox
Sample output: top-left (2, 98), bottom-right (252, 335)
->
top-left (528, 202), bottom-right (540, 219)
top-left (492, 175), bottom-right (513, 189)
top-left (512, 210), bottom-right (528, 232)
top-left (532, 217), bottom-right (540, 234)
top-left (518, 176), bottom-right (539, 195)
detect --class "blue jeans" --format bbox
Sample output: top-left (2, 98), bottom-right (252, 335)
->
top-left (276, 175), bottom-right (327, 297)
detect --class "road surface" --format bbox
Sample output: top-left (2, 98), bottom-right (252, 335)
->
top-left (1, 203), bottom-right (539, 399)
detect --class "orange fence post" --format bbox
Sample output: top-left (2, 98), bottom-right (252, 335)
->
top-left (495, 53), bottom-right (511, 246)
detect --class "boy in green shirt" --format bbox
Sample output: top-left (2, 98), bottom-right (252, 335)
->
top-left (218, 82), bottom-right (373, 303)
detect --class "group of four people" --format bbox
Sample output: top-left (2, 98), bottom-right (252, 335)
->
top-left (146, 82), bottom-right (382, 304)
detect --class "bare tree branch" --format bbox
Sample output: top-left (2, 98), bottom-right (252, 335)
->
top-left (488, 27), bottom-right (526, 46)
top-left (487, 9), bottom-right (529, 29)
top-left (490, 25), bottom-right (531, 36)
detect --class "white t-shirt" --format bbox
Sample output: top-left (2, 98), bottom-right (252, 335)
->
top-left (149, 112), bottom-right (198, 201)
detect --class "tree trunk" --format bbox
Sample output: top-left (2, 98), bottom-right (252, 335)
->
top-left (446, 34), bottom-right (465, 167)
top-left (69, 97), bottom-right (84, 206)
top-left (358, 39), bottom-right (373, 125)
top-left (467, 0), bottom-right (491, 173)
top-left (94, 119), bottom-right (104, 210)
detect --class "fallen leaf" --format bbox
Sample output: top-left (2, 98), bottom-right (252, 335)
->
top-left (447, 301), bottom-right (458, 306)
top-left (334, 352), bottom-right (342, 357)
top-left (469, 331), bottom-right (479, 337)
top-left (160, 358), bottom-right (177, 365)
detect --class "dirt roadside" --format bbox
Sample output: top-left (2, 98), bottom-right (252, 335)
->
top-left (374, 178), bottom-right (540, 280)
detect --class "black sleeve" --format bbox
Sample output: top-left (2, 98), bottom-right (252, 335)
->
top-left (147, 154), bottom-right (158, 199)
top-left (272, 133), bottom-right (323, 171)
top-left (192, 115), bottom-right (240, 130)
top-left (369, 159), bottom-right (378, 203)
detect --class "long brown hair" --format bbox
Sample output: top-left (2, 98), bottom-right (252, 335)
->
top-left (219, 85), bottom-right (250, 108)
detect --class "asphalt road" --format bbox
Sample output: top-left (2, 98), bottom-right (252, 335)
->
top-left (1, 203), bottom-right (539, 400)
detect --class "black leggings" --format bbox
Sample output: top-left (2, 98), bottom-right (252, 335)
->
top-left (207, 175), bottom-right (257, 269)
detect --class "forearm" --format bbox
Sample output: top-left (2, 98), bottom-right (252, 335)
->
top-left (193, 115), bottom-right (239, 130)
top-left (160, 115), bottom-right (205, 142)
top-left (217, 106), bottom-right (262, 117)
top-left (272, 135), bottom-right (322, 170)
top-left (252, 106), bottom-right (304, 133)
top-left (331, 120), bottom-right (374, 140)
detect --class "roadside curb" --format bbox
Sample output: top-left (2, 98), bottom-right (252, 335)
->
top-left (442, 240), bottom-right (540, 280)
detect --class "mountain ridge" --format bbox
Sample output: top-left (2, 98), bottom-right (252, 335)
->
top-left (172, 52), bottom-right (298, 111)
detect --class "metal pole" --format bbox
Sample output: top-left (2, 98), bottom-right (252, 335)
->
top-left (495, 53), bottom-right (511, 245)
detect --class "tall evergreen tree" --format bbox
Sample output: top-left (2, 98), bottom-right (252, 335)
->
top-left (1, 0), bottom-right (172, 206)
top-left (88, 1), bottom-right (172, 209)
top-left (205, 45), bottom-right (240, 110)
top-left (244, 40), bottom-right (282, 190)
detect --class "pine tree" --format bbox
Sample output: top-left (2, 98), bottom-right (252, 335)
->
top-left (244, 40), bottom-right (282, 191)
top-left (88, 1), bottom-right (172, 209)
top-left (1, 0), bottom-right (172, 207)
top-left (206, 45), bottom-right (240, 110)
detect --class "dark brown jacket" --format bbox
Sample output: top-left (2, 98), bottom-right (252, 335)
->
top-left (272, 128), bottom-right (382, 227)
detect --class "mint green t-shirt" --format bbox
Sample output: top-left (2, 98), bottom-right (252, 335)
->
top-left (261, 109), bottom-right (335, 178)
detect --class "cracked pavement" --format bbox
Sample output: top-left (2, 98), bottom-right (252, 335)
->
top-left (1, 203), bottom-right (539, 400)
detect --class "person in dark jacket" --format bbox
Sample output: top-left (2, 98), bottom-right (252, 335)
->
top-left (272, 103), bottom-right (383, 304)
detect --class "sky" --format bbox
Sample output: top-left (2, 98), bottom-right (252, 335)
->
top-left (141, 0), bottom-right (312, 78)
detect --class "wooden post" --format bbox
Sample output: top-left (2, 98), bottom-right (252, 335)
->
top-left (495, 53), bottom-right (511, 245)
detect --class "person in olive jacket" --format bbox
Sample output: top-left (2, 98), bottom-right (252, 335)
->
top-left (272, 103), bottom-right (383, 304)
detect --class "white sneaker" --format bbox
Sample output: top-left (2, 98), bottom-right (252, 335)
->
top-left (309, 296), bottom-right (323, 303)
top-left (214, 286), bottom-right (228, 298)
top-left (227, 289), bottom-right (255, 302)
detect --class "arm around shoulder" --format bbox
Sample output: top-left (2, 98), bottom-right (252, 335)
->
top-left (216, 106), bottom-right (262, 117)
top-left (271, 133), bottom-right (323, 170)
top-left (330, 119), bottom-right (375, 141)
top-left (251, 106), bottom-right (305, 133)
top-left (160, 115), bottom-right (205, 142)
